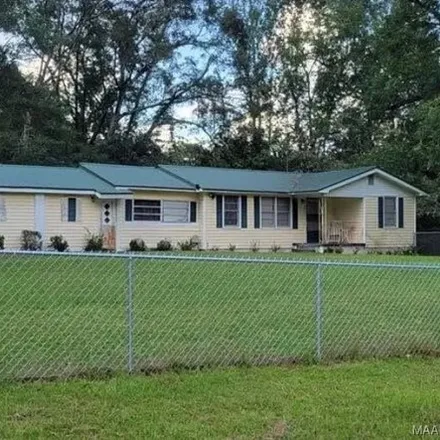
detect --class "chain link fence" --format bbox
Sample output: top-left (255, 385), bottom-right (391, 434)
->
top-left (1, 250), bottom-right (440, 380)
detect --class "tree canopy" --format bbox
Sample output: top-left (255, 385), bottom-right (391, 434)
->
top-left (1, 0), bottom-right (440, 225)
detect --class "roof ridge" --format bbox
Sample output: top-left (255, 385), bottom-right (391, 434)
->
top-left (156, 165), bottom-right (199, 189)
top-left (161, 164), bottom-right (301, 175)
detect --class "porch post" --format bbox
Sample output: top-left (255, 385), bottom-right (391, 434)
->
top-left (320, 198), bottom-right (327, 244)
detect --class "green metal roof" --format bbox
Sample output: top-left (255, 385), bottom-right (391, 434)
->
top-left (0, 164), bottom-right (129, 195)
top-left (159, 165), bottom-right (376, 194)
top-left (81, 163), bottom-right (195, 191)
top-left (291, 167), bottom-right (377, 193)
top-left (0, 162), bottom-right (393, 195)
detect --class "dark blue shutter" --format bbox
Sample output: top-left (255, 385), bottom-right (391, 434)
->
top-left (67, 198), bottom-right (77, 222)
top-left (190, 201), bottom-right (197, 223)
top-left (292, 198), bottom-right (298, 229)
top-left (254, 196), bottom-right (260, 229)
top-left (241, 196), bottom-right (247, 228)
top-left (378, 197), bottom-right (384, 228)
top-left (398, 197), bottom-right (404, 228)
top-left (216, 195), bottom-right (223, 228)
top-left (125, 199), bottom-right (133, 222)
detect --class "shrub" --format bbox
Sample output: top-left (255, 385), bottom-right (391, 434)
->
top-left (0, 235), bottom-right (4, 250)
top-left (84, 233), bottom-right (104, 252)
top-left (323, 247), bottom-right (334, 254)
top-left (271, 243), bottom-right (281, 253)
top-left (334, 246), bottom-right (343, 254)
top-left (228, 243), bottom-right (236, 252)
top-left (250, 240), bottom-right (260, 253)
top-left (210, 246), bottom-right (220, 251)
top-left (156, 239), bottom-right (172, 251)
top-left (49, 235), bottom-right (69, 252)
top-left (178, 238), bottom-right (198, 251)
top-left (129, 238), bottom-right (146, 252)
top-left (21, 230), bottom-right (42, 251)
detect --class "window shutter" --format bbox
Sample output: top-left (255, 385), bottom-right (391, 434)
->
top-left (190, 201), bottom-right (197, 223)
top-left (60, 198), bottom-right (68, 222)
top-left (378, 197), bottom-right (384, 228)
top-left (216, 196), bottom-right (223, 228)
top-left (398, 197), bottom-right (404, 228)
top-left (254, 196), bottom-right (260, 229)
top-left (0, 197), bottom-right (6, 222)
top-left (241, 196), bottom-right (247, 228)
top-left (292, 198), bottom-right (298, 229)
top-left (125, 199), bottom-right (133, 222)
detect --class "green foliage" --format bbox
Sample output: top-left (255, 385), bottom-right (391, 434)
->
top-left (84, 234), bottom-right (104, 252)
top-left (21, 230), bottom-right (42, 251)
top-left (129, 239), bottom-right (147, 252)
top-left (156, 240), bottom-right (173, 252)
top-left (228, 243), bottom-right (236, 251)
top-left (177, 238), bottom-right (198, 251)
top-left (0, 235), bottom-right (4, 250)
top-left (49, 235), bottom-right (69, 252)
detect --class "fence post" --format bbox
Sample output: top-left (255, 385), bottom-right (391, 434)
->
top-left (126, 255), bottom-right (135, 373)
top-left (315, 263), bottom-right (323, 362)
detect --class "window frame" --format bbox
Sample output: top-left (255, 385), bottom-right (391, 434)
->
top-left (222, 195), bottom-right (242, 228)
top-left (383, 196), bottom-right (398, 229)
top-left (259, 196), bottom-right (292, 229)
top-left (129, 199), bottom-right (195, 224)
top-left (368, 175), bottom-right (375, 186)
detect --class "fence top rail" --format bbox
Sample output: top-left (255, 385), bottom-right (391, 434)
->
top-left (1, 249), bottom-right (440, 270)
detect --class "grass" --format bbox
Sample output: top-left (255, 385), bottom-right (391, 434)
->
top-left (1, 251), bottom-right (440, 379)
top-left (1, 358), bottom-right (440, 439)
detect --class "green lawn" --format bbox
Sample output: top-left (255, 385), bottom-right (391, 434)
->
top-left (1, 358), bottom-right (440, 439)
top-left (1, 251), bottom-right (440, 379)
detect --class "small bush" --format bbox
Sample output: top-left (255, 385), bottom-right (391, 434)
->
top-left (84, 233), bottom-right (104, 252)
top-left (21, 230), bottom-right (42, 251)
top-left (323, 247), bottom-right (334, 254)
top-left (156, 239), bottom-right (172, 251)
top-left (0, 235), bottom-right (4, 250)
top-left (334, 246), bottom-right (343, 254)
top-left (178, 238), bottom-right (198, 251)
top-left (271, 243), bottom-right (281, 253)
top-left (228, 243), bottom-right (236, 252)
top-left (210, 246), bottom-right (220, 251)
top-left (129, 238), bottom-right (146, 252)
top-left (250, 240), bottom-right (260, 253)
top-left (49, 235), bottom-right (69, 252)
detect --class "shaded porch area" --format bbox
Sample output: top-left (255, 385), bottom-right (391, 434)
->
top-left (306, 197), bottom-right (364, 245)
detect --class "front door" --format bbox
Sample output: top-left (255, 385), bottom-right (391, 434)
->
top-left (306, 199), bottom-right (320, 244)
top-left (102, 201), bottom-right (116, 250)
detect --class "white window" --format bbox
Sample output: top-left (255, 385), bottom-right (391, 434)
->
top-left (133, 200), bottom-right (161, 221)
top-left (261, 197), bottom-right (275, 227)
top-left (163, 201), bottom-right (189, 223)
top-left (261, 197), bottom-right (291, 228)
top-left (384, 196), bottom-right (397, 227)
top-left (277, 198), bottom-right (291, 227)
top-left (223, 196), bottom-right (240, 227)
top-left (131, 199), bottom-right (194, 223)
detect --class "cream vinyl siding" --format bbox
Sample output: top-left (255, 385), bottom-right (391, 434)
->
top-left (45, 195), bottom-right (101, 251)
top-left (117, 191), bottom-right (201, 250)
top-left (326, 198), bottom-right (364, 243)
top-left (365, 197), bottom-right (415, 248)
top-left (0, 194), bottom-right (35, 249)
top-left (203, 194), bottom-right (306, 250)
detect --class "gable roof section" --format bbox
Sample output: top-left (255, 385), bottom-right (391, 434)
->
top-left (0, 164), bottom-right (129, 197)
top-left (159, 165), bottom-right (297, 193)
top-left (81, 163), bottom-right (196, 191)
top-left (159, 164), bottom-right (385, 194)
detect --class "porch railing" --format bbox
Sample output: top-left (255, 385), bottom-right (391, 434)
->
top-left (324, 221), bottom-right (362, 245)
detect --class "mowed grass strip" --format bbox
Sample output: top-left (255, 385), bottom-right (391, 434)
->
top-left (0, 253), bottom-right (440, 379)
top-left (1, 358), bottom-right (440, 439)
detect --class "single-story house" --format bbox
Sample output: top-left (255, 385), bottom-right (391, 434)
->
top-left (0, 163), bottom-right (425, 251)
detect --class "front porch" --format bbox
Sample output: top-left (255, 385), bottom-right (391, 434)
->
top-left (306, 197), bottom-right (364, 246)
